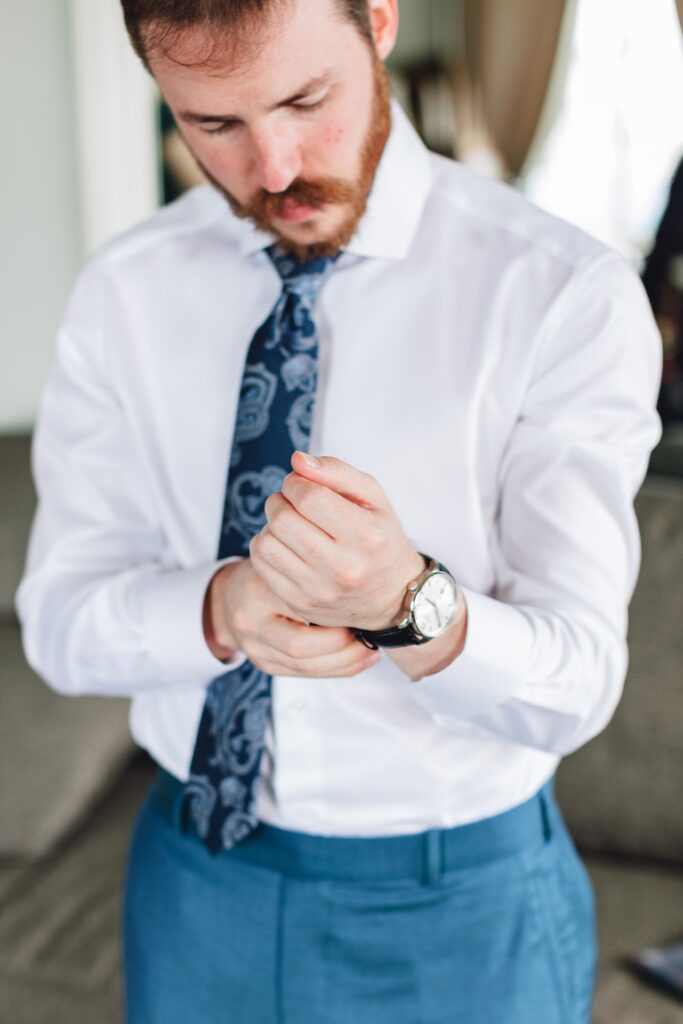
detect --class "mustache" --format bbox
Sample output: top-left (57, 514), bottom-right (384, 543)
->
top-left (241, 177), bottom-right (357, 220)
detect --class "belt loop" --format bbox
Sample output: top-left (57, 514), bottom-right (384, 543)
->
top-left (175, 787), bottom-right (190, 835)
top-left (538, 784), bottom-right (553, 843)
top-left (422, 829), bottom-right (443, 886)
top-left (156, 768), bottom-right (190, 835)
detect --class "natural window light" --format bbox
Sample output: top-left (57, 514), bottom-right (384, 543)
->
top-left (522, 0), bottom-right (683, 267)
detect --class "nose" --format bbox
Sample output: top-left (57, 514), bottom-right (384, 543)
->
top-left (249, 124), bottom-right (302, 194)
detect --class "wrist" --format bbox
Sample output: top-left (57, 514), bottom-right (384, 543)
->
top-left (388, 591), bottom-right (468, 681)
top-left (203, 562), bottom-right (241, 661)
top-left (355, 551), bottom-right (461, 653)
top-left (374, 548), bottom-right (426, 630)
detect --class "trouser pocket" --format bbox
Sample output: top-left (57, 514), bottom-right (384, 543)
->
top-left (522, 797), bottom-right (597, 1024)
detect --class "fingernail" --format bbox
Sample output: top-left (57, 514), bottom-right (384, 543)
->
top-left (299, 452), bottom-right (319, 468)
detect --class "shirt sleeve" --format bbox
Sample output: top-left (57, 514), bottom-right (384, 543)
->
top-left (407, 251), bottom-right (663, 755)
top-left (15, 257), bottom-right (246, 698)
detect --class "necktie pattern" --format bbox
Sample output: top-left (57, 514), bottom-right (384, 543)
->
top-left (184, 245), bottom-right (338, 854)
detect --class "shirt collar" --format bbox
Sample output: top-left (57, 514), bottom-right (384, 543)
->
top-left (234, 98), bottom-right (432, 262)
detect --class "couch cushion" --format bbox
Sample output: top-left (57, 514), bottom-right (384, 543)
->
top-left (0, 756), bottom-right (155, 1024)
top-left (649, 424), bottom-right (683, 478)
top-left (0, 434), bottom-right (34, 618)
top-left (0, 619), bottom-right (135, 860)
top-left (586, 855), bottom-right (683, 1024)
top-left (556, 475), bottom-right (683, 863)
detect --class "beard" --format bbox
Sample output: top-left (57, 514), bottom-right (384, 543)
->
top-left (192, 53), bottom-right (392, 260)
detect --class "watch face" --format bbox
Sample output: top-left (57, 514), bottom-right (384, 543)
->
top-left (412, 571), bottom-right (459, 638)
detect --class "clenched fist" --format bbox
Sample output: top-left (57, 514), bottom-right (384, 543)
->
top-left (204, 557), bottom-right (381, 678)
top-left (248, 451), bottom-right (425, 630)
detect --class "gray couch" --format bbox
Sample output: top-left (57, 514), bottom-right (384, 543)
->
top-left (1, 431), bottom-right (682, 1023)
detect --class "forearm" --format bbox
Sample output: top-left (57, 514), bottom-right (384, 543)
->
top-left (17, 547), bottom-right (242, 697)
top-left (400, 584), bottom-right (630, 757)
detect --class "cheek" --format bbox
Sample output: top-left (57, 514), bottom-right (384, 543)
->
top-left (199, 143), bottom-right (251, 196)
top-left (322, 120), bottom-right (346, 147)
top-left (314, 117), bottom-right (362, 176)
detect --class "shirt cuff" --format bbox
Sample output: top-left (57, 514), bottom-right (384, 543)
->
top-left (138, 557), bottom-right (247, 683)
top-left (406, 585), bottom-right (534, 720)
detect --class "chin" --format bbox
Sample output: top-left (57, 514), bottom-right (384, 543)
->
top-left (270, 208), bottom-right (359, 261)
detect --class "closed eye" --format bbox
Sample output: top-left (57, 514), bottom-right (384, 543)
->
top-left (291, 94), bottom-right (328, 112)
top-left (290, 93), bottom-right (329, 114)
top-left (201, 120), bottom-right (239, 135)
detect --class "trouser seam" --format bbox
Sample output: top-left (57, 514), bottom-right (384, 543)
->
top-left (275, 874), bottom-right (286, 1024)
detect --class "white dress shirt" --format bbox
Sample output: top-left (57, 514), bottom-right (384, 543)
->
top-left (16, 100), bottom-right (662, 836)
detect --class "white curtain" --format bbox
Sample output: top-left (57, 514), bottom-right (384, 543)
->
top-left (460, 0), bottom-right (569, 177)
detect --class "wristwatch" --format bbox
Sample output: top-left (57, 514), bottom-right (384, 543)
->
top-left (353, 553), bottom-right (460, 650)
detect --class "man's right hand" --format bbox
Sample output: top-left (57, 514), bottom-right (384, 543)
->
top-left (203, 559), bottom-right (381, 678)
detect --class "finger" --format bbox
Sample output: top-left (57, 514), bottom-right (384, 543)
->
top-left (290, 452), bottom-right (383, 511)
top-left (264, 489), bottom-right (340, 556)
top-left (279, 473), bottom-right (369, 545)
top-left (261, 638), bottom-right (380, 679)
top-left (266, 618), bottom-right (358, 659)
top-left (246, 562), bottom-right (310, 624)
top-left (249, 532), bottom-right (315, 608)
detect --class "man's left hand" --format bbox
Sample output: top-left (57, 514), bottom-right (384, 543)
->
top-left (248, 451), bottom-right (425, 630)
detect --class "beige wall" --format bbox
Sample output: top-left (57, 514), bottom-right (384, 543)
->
top-left (393, 0), bottom-right (461, 63)
top-left (0, 0), bottom-right (452, 435)
top-left (0, 0), bottom-right (84, 433)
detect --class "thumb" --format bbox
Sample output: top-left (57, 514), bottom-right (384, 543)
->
top-left (290, 451), bottom-right (381, 510)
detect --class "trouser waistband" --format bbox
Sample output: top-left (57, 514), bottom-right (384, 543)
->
top-left (152, 768), bottom-right (557, 885)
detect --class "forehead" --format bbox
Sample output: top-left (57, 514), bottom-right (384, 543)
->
top-left (148, 0), bottom-right (355, 102)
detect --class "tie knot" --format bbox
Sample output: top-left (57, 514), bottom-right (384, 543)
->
top-left (267, 245), bottom-right (338, 301)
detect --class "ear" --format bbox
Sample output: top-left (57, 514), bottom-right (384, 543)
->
top-left (368, 0), bottom-right (399, 61)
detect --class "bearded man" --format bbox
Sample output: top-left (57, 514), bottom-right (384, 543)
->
top-left (16, 1), bottom-right (661, 1021)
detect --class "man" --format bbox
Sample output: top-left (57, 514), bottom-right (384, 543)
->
top-left (16, 0), bottom-right (662, 1021)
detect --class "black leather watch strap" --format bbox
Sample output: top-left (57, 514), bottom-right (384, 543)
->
top-left (353, 622), bottom-right (431, 650)
top-left (353, 554), bottom-right (454, 650)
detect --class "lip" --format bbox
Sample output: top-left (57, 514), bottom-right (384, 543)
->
top-left (275, 199), bottom-right (321, 223)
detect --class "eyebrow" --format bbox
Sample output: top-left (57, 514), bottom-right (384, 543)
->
top-left (177, 71), bottom-right (334, 124)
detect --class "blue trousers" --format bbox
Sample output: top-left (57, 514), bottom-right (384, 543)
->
top-left (123, 771), bottom-right (596, 1023)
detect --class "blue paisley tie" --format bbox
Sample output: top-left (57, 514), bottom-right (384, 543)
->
top-left (184, 245), bottom-right (339, 854)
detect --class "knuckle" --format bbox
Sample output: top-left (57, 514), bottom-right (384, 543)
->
top-left (281, 471), bottom-right (296, 493)
top-left (366, 471), bottom-right (382, 495)
top-left (283, 635), bottom-right (306, 660)
top-left (282, 471), bottom-right (298, 492)
top-left (258, 530), bottom-right (277, 557)
top-left (284, 474), bottom-right (314, 514)
top-left (336, 559), bottom-right (366, 590)
top-left (296, 489), bottom-right (317, 519)
top-left (230, 606), bottom-right (251, 636)
top-left (267, 503), bottom-right (286, 529)
top-left (357, 465), bottom-right (377, 490)
top-left (363, 525), bottom-right (385, 554)
top-left (248, 535), bottom-right (263, 562)
top-left (317, 582), bottom-right (339, 607)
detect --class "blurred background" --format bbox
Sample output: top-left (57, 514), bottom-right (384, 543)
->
top-left (0, 2), bottom-right (682, 1023)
